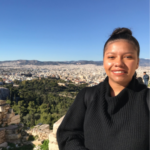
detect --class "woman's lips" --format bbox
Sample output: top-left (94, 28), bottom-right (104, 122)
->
top-left (111, 70), bottom-right (127, 75)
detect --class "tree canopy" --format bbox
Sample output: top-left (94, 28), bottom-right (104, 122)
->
top-left (4, 78), bottom-right (87, 129)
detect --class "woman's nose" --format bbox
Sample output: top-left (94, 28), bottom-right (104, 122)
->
top-left (114, 58), bottom-right (125, 67)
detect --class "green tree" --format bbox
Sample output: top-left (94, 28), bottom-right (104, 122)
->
top-left (40, 113), bottom-right (51, 125)
top-left (6, 99), bottom-right (11, 105)
top-left (23, 114), bottom-right (31, 127)
top-left (12, 101), bottom-right (19, 114)
top-left (18, 101), bottom-right (27, 122)
top-left (40, 103), bottom-right (51, 114)
top-left (27, 101), bottom-right (36, 127)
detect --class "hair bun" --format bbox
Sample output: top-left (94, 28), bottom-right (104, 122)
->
top-left (110, 27), bottom-right (132, 37)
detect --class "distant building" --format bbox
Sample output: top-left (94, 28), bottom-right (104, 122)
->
top-left (13, 84), bottom-right (19, 87)
top-left (26, 77), bottom-right (32, 81)
top-left (58, 83), bottom-right (66, 86)
top-left (21, 73), bottom-right (32, 77)
top-left (5, 80), bottom-right (13, 84)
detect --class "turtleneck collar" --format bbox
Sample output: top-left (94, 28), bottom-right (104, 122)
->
top-left (102, 76), bottom-right (143, 115)
top-left (103, 75), bottom-right (146, 98)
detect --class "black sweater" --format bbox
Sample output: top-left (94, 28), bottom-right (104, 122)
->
top-left (57, 76), bottom-right (149, 150)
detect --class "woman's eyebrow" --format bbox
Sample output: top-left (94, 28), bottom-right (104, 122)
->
top-left (106, 52), bottom-right (134, 54)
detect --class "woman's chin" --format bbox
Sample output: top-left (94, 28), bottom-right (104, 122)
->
top-left (109, 77), bottom-right (130, 85)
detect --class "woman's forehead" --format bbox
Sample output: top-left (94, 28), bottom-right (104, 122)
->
top-left (105, 39), bottom-right (137, 54)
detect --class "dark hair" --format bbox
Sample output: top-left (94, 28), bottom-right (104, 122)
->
top-left (103, 27), bottom-right (140, 58)
top-left (133, 71), bottom-right (137, 78)
top-left (143, 72), bottom-right (146, 73)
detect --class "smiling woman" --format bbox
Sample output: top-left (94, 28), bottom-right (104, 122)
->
top-left (103, 28), bottom-right (140, 96)
top-left (56, 28), bottom-right (149, 150)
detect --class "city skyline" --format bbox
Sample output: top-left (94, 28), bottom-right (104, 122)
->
top-left (0, 0), bottom-right (149, 61)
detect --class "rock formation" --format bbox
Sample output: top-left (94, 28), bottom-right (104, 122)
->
top-left (0, 100), bottom-right (29, 148)
top-left (0, 100), bottom-right (20, 127)
top-left (25, 116), bottom-right (65, 149)
top-left (49, 116), bottom-right (64, 150)
top-left (26, 124), bottom-right (51, 142)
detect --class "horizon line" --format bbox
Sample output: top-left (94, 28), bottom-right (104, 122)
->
top-left (0, 58), bottom-right (150, 62)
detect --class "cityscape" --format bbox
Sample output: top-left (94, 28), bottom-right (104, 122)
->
top-left (0, 60), bottom-right (149, 149)
top-left (0, 59), bottom-right (150, 87)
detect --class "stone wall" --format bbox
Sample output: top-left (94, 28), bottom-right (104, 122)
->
top-left (0, 100), bottom-right (20, 127)
top-left (5, 124), bottom-right (23, 143)
top-left (49, 116), bottom-right (64, 150)
top-left (0, 128), bottom-right (6, 144)
top-left (0, 99), bottom-right (29, 148)
top-left (26, 124), bottom-right (52, 141)
top-left (0, 123), bottom-right (30, 148)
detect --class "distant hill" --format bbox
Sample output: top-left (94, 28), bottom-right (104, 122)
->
top-left (0, 58), bottom-right (149, 66)
top-left (139, 58), bottom-right (150, 66)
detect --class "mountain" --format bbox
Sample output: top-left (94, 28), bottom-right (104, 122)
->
top-left (139, 58), bottom-right (150, 66)
top-left (0, 58), bottom-right (149, 66)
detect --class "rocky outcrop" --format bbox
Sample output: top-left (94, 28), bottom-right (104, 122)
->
top-left (49, 116), bottom-right (64, 150)
top-left (0, 142), bottom-right (7, 148)
top-left (0, 123), bottom-right (30, 149)
top-left (0, 100), bottom-right (29, 148)
top-left (0, 128), bottom-right (6, 144)
top-left (0, 87), bottom-right (10, 100)
top-left (5, 124), bottom-right (24, 143)
top-left (0, 100), bottom-right (20, 126)
top-left (26, 124), bottom-right (51, 142)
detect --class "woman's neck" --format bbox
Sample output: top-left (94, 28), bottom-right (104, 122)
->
top-left (108, 78), bottom-right (130, 97)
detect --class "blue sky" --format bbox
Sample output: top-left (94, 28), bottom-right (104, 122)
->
top-left (0, 0), bottom-right (149, 61)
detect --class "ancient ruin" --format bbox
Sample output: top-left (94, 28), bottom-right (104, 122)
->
top-left (49, 116), bottom-right (64, 150)
top-left (0, 100), bottom-right (26, 148)
top-left (26, 124), bottom-right (51, 141)
top-left (0, 87), bottom-right (30, 148)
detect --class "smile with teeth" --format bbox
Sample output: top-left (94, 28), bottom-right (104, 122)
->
top-left (113, 71), bottom-right (126, 73)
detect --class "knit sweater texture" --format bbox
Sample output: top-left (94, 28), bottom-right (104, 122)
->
top-left (57, 76), bottom-right (149, 150)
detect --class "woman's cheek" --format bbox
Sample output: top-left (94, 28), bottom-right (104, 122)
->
top-left (105, 62), bottom-right (113, 69)
top-left (127, 61), bottom-right (137, 70)
top-left (104, 62), bottom-right (113, 74)
top-left (107, 62), bottom-right (113, 67)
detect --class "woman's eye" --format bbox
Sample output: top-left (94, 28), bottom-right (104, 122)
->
top-left (108, 56), bottom-right (114, 58)
top-left (125, 56), bottom-right (132, 58)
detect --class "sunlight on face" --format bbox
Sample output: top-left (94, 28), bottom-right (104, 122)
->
top-left (103, 39), bottom-right (139, 85)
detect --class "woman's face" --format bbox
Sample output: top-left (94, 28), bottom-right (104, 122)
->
top-left (103, 39), bottom-right (139, 85)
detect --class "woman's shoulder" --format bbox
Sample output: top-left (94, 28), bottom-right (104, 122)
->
top-left (83, 82), bottom-right (102, 107)
top-left (84, 82), bottom-right (103, 98)
top-left (85, 82), bottom-right (102, 92)
top-left (134, 78), bottom-right (148, 92)
top-left (146, 88), bottom-right (150, 110)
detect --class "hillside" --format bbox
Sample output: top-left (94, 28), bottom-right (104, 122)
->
top-left (0, 58), bottom-right (149, 66)
top-left (2, 78), bottom-right (88, 129)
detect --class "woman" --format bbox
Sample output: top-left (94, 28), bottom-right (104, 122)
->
top-left (137, 77), bottom-right (144, 84)
top-left (57, 28), bottom-right (149, 150)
